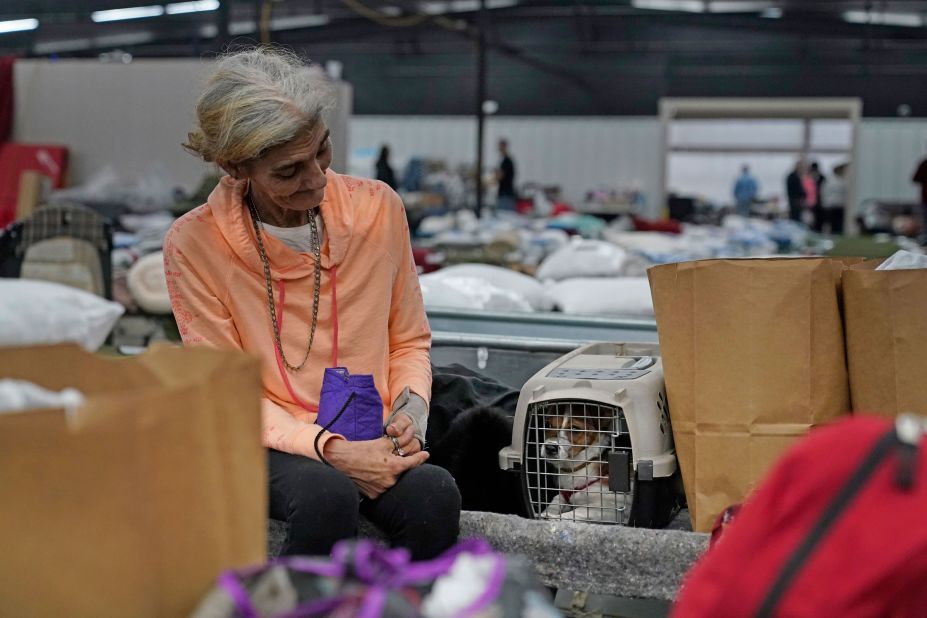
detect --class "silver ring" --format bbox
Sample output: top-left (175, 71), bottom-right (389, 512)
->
top-left (388, 435), bottom-right (403, 455)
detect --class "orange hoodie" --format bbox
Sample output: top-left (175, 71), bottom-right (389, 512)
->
top-left (163, 170), bottom-right (431, 460)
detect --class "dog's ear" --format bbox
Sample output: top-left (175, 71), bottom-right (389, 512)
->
top-left (588, 413), bottom-right (613, 433)
top-left (543, 414), bottom-right (562, 431)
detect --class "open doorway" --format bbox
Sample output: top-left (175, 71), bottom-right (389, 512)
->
top-left (659, 98), bottom-right (862, 233)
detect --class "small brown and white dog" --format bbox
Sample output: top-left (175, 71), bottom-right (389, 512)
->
top-left (539, 408), bottom-right (630, 523)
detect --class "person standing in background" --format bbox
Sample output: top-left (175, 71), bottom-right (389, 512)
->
top-left (375, 145), bottom-right (397, 190)
top-left (495, 139), bottom-right (517, 211)
top-left (732, 165), bottom-right (759, 217)
top-left (809, 161), bottom-right (827, 232)
top-left (821, 162), bottom-right (848, 235)
top-left (786, 160), bottom-right (807, 222)
top-left (913, 143), bottom-right (927, 243)
top-left (801, 164), bottom-right (818, 226)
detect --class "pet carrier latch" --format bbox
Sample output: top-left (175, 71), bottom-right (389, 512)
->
top-left (499, 445), bottom-right (521, 471)
top-left (608, 451), bottom-right (631, 493)
top-left (638, 460), bottom-right (654, 481)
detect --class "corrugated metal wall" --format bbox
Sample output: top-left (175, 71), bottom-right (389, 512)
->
top-left (353, 115), bottom-right (927, 214)
top-left (857, 120), bottom-right (927, 204)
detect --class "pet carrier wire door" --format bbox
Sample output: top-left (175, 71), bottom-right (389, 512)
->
top-left (499, 343), bottom-right (681, 528)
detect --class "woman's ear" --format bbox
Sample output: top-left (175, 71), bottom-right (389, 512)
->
top-left (221, 161), bottom-right (243, 180)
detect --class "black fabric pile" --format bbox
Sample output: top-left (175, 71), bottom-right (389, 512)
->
top-left (426, 364), bottom-right (527, 516)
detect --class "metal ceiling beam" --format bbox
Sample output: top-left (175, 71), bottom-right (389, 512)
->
top-left (8, 0), bottom-right (927, 59)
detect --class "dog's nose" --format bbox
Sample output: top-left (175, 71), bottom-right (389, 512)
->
top-left (543, 443), bottom-right (559, 457)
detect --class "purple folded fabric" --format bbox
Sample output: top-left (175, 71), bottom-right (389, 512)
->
top-left (317, 367), bottom-right (383, 441)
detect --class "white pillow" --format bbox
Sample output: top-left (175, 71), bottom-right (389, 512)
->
top-left (536, 239), bottom-right (628, 282)
top-left (429, 264), bottom-right (552, 311)
top-left (420, 274), bottom-right (534, 313)
top-left (544, 277), bottom-right (654, 317)
top-left (0, 280), bottom-right (125, 351)
top-left (127, 251), bottom-right (172, 314)
top-left (419, 277), bottom-right (482, 311)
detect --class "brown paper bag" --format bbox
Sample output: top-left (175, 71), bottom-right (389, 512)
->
top-left (844, 260), bottom-right (927, 417)
top-left (0, 344), bottom-right (266, 617)
top-left (648, 258), bottom-right (857, 532)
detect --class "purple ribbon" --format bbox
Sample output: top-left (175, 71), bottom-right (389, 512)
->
top-left (217, 538), bottom-right (507, 618)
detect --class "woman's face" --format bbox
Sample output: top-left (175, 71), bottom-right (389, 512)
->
top-left (241, 123), bottom-right (333, 212)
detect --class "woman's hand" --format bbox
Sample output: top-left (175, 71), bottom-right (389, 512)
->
top-left (385, 388), bottom-right (428, 456)
top-left (385, 413), bottom-right (423, 456)
top-left (323, 436), bottom-right (429, 499)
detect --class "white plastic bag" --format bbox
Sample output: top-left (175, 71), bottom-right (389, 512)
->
top-left (50, 163), bottom-right (178, 213)
top-left (544, 277), bottom-right (654, 317)
top-left (421, 554), bottom-right (502, 618)
top-left (0, 280), bottom-right (124, 351)
top-left (429, 264), bottom-right (552, 311)
top-left (536, 239), bottom-right (628, 281)
top-left (877, 250), bottom-right (927, 271)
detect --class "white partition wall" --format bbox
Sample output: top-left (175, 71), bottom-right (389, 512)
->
top-left (13, 59), bottom-right (352, 193)
top-left (354, 113), bottom-right (927, 223)
top-left (856, 120), bottom-right (927, 204)
top-left (352, 115), bottom-right (663, 217)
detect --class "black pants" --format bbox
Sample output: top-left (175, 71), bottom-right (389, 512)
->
top-left (268, 449), bottom-right (461, 560)
top-left (788, 199), bottom-right (804, 222)
top-left (821, 207), bottom-right (844, 235)
top-left (812, 203), bottom-right (824, 232)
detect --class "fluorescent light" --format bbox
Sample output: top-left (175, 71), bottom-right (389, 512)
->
top-left (420, 0), bottom-right (517, 15)
top-left (228, 20), bottom-right (253, 35)
top-left (708, 1), bottom-right (774, 13)
top-left (0, 18), bottom-right (39, 34)
top-left (488, 0), bottom-right (518, 7)
top-left (271, 14), bottom-right (330, 30)
top-left (229, 13), bottom-right (330, 35)
top-left (95, 31), bottom-right (156, 46)
top-left (379, 5), bottom-right (403, 16)
top-left (92, 5), bottom-right (164, 22)
top-left (34, 38), bottom-right (92, 54)
top-left (165, 0), bottom-right (220, 15)
top-left (633, 0), bottom-right (784, 16)
top-left (843, 10), bottom-right (924, 28)
top-left (199, 23), bottom-right (218, 37)
top-left (33, 32), bottom-right (154, 54)
top-left (632, 0), bottom-right (705, 13)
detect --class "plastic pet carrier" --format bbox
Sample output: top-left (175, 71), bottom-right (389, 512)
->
top-left (0, 203), bottom-right (113, 298)
top-left (499, 342), bottom-right (681, 527)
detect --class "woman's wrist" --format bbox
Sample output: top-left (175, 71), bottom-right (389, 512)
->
top-left (322, 436), bottom-right (350, 467)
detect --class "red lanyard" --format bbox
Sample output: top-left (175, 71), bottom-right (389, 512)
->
top-left (272, 266), bottom-right (338, 413)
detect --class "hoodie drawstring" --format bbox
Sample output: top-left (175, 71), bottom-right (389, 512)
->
top-left (272, 266), bottom-right (338, 413)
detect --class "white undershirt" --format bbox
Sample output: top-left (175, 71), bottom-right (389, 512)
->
top-left (261, 213), bottom-right (324, 254)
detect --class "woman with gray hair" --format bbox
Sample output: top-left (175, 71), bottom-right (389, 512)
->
top-left (164, 47), bottom-right (460, 559)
